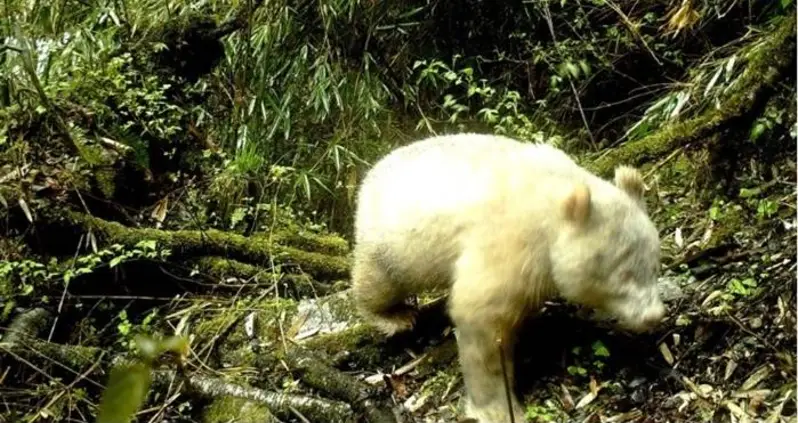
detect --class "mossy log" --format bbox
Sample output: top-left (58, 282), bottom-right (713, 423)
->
top-left (202, 395), bottom-right (279, 423)
top-left (38, 210), bottom-right (351, 280)
top-left (282, 346), bottom-right (397, 423)
top-left (0, 308), bottom-right (104, 373)
top-left (0, 309), bottom-right (354, 423)
top-left (584, 14), bottom-right (796, 178)
top-left (151, 371), bottom-right (355, 422)
top-left (191, 256), bottom-right (342, 297)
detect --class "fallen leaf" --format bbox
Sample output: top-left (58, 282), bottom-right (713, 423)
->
top-left (674, 227), bottom-right (684, 248)
top-left (681, 376), bottom-right (709, 399)
top-left (560, 384), bottom-right (575, 411)
top-left (740, 365), bottom-right (772, 391)
top-left (732, 389), bottom-right (771, 399)
top-left (575, 378), bottom-right (602, 409)
top-left (387, 374), bottom-right (410, 399)
top-left (589, 377), bottom-right (600, 395)
top-left (244, 312), bottom-right (256, 338)
top-left (724, 359), bottom-right (738, 380)
top-left (18, 197), bottom-right (33, 223)
top-left (659, 342), bottom-right (675, 366)
top-left (700, 223), bottom-right (714, 246)
top-left (151, 197), bottom-right (169, 227)
top-left (702, 290), bottom-right (724, 306)
top-left (363, 371), bottom-right (385, 385)
top-left (575, 391), bottom-right (597, 409)
top-left (402, 391), bottom-right (429, 412)
top-left (725, 400), bottom-right (750, 419)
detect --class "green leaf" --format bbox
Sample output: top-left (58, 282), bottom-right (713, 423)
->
top-left (704, 66), bottom-right (723, 97)
top-left (109, 256), bottom-right (124, 268)
top-left (750, 122), bottom-right (766, 141)
top-left (300, 174), bottom-right (312, 201)
top-left (739, 187), bottom-right (761, 198)
top-left (230, 207), bottom-right (247, 229)
top-left (136, 240), bottom-right (157, 251)
top-left (564, 61), bottom-right (580, 79)
top-left (567, 365), bottom-right (587, 376)
top-left (96, 362), bottom-right (153, 423)
top-left (332, 146), bottom-right (341, 171)
top-left (592, 340), bottom-right (610, 357)
top-left (578, 60), bottom-right (591, 77)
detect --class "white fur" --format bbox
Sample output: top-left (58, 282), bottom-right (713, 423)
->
top-left (350, 133), bottom-right (665, 422)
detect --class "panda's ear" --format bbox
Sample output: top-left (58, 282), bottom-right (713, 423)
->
top-left (563, 183), bottom-right (591, 225)
top-left (614, 165), bottom-right (648, 211)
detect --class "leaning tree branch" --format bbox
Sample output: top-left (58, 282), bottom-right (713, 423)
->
top-left (586, 14), bottom-right (796, 178)
top-left (0, 308), bottom-right (105, 375)
top-left (37, 210), bottom-right (351, 280)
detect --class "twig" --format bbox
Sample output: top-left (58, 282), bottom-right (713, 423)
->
top-left (643, 147), bottom-right (685, 180)
top-left (49, 233), bottom-right (85, 342)
top-left (724, 311), bottom-right (778, 352)
top-left (498, 340), bottom-right (515, 423)
top-left (98, 137), bottom-right (134, 153)
top-left (604, 0), bottom-right (662, 66)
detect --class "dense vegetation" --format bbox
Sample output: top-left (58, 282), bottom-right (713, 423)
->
top-left (0, 0), bottom-right (795, 422)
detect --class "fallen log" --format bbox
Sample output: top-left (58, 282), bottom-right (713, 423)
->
top-left (34, 210), bottom-right (351, 280)
top-left (153, 371), bottom-right (355, 422)
top-left (190, 256), bottom-right (340, 298)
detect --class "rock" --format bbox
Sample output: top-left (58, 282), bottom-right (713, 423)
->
top-left (289, 290), bottom-right (362, 342)
top-left (657, 274), bottom-right (691, 302)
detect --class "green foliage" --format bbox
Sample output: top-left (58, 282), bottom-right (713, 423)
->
top-left (412, 57), bottom-right (565, 145)
top-left (567, 340), bottom-right (612, 377)
top-left (748, 99), bottom-right (791, 143)
top-left (739, 187), bottom-right (782, 221)
top-left (5, 0), bottom-right (790, 235)
top-left (96, 334), bottom-right (189, 423)
top-left (0, 240), bottom-right (170, 303)
top-left (622, 13), bottom-right (793, 144)
top-left (524, 401), bottom-right (561, 422)
top-left (726, 277), bottom-right (760, 298)
top-left (591, 340), bottom-right (611, 358)
top-left (117, 308), bottom-right (161, 349)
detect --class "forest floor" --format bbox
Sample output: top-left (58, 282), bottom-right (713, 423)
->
top-left (127, 142), bottom-right (795, 423)
top-left (273, 150), bottom-right (797, 423)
